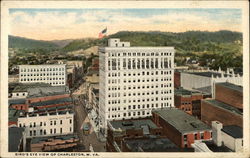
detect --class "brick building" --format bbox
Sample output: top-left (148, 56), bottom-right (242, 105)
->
top-left (174, 87), bottom-right (209, 118)
top-left (215, 82), bottom-right (243, 109)
top-left (121, 137), bottom-right (192, 152)
top-left (174, 71), bottom-right (181, 88)
top-left (30, 134), bottom-right (79, 152)
top-left (152, 108), bottom-right (212, 148)
top-left (106, 118), bottom-right (163, 152)
top-left (201, 82), bottom-right (243, 127)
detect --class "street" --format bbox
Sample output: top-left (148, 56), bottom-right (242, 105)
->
top-left (72, 80), bottom-right (106, 152)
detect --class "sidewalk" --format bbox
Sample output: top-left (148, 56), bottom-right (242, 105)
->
top-left (87, 110), bottom-right (106, 142)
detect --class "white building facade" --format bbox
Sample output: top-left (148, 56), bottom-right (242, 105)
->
top-left (99, 38), bottom-right (175, 131)
top-left (19, 65), bottom-right (67, 86)
top-left (18, 111), bottom-right (74, 138)
top-left (180, 68), bottom-right (242, 98)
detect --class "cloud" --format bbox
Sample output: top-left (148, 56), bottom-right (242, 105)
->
top-left (9, 9), bottom-right (242, 40)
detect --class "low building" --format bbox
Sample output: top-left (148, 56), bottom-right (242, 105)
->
top-left (201, 82), bottom-right (243, 127)
top-left (212, 121), bottom-right (243, 152)
top-left (30, 134), bottom-right (79, 152)
top-left (215, 82), bottom-right (243, 109)
top-left (152, 108), bottom-right (212, 148)
top-left (121, 136), bottom-right (191, 152)
top-left (9, 127), bottom-right (26, 152)
top-left (180, 68), bottom-right (242, 97)
top-left (201, 99), bottom-right (243, 128)
top-left (106, 119), bottom-right (163, 152)
top-left (18, 109), bottom-right (74, 138)
top-left (9, 99), bottom-right (28, 111)
top-left (174, 87), bottom-right (209, 119)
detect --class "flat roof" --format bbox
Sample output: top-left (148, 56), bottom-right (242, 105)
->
top-left (9, 108), bottom-right (25, 122)
top-left (9, 98), bottom-right (26, 105)
top-left (203, 99), bottom-right (242, 116)
top-left (9, 83), bottom-right (51, 93)
top-left (175, 87), bottom-right (203, 96)
top-left (124, 137), bottom-right (179, 152)
top-left (31, 134), bottom-right (78, 144)
top-left (152, 108), bottom-right (211, 134)
top-left (110, 119), bottom-right (159, 131)
top-left (204, 141), bottom-right (232, 152)
top-left (30, 97), bottom-right (72, 107)
top-left (216, 82), bottom-right (243, 93)
top-left (27, 86), bottom-right (70, 98)
top-left (9, 127), bottom-right (25, 152)
top-left (187, 72), bottom-right (231, 78)
top-left (222, 125), bottom-right (243, 138)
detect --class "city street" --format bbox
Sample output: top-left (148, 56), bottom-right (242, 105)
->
top-left (72, 81), bottom-right (106, 152)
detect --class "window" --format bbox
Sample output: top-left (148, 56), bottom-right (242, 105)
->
top-left (54, 128), bottom-right (56, 134)
top-left (60, 120), bottom-right (62, 124)
top-left (30, 131), bottom-right (32, 136)
top-left (54, 121), bottom-right (56, 125)
top-left (184, 135), bottom-right (187, 141)
top-left (195, 133), bottom-right (198, 140)
top-left (60, 128), bottom-right (62, 134)
top-left (70, 119), bottom-right (72, 124)
top-left (201, 133), bottom-right (204, 139)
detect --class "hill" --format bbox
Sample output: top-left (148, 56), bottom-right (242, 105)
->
top-left (62, 30), bottom-right (243, 71)
top-left (62, 30), bottom-right (242, 52)
top-left (9, 35), bottom-right (59, 49)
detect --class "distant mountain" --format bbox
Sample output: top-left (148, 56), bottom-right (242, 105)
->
top-left (62, 30), bottom-right (242, 52)
top-left (9, 35), bottom-right (59, 49)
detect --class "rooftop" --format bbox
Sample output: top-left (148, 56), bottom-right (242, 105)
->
top-left (9, 127), bottom-right (25, 152)
top-left (204, 141), bottom-right (232, 152)
top-left (30, 97), bottom-right (72, 107)
top-left (187, 71), bottom-right (231, 78)
top-left (20, 109), bottom-right (74, 118)
top-left (9, 98), bottom-right (26, 105)
top-left (110, 119), bottom-right (159, 131)
top-left (124, 136), bottom-right (180, 152)
top-left (222, 125), bottom-right (243, 138)
top-left (216, 82), bottom-right (243, 93)
top-left (9, 108), bottom-right (25, 122)
top-left (175, 87), bottom-right (203, 96)
top-left (203, 99), bottom-right (242, 116)
top-left (27, 86), bottom-right (70, 98)
top-left (152, 108), bottom-right (211, 134)
top-left (31, 134), bottom-right (78, 144)
top-left (9, 83), bottom-right (51, 93)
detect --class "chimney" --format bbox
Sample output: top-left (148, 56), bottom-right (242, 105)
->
top-left (212, 121), bottom-right (223, 146)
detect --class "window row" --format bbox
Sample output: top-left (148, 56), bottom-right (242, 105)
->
top-left (20, 78), bottom-right (65, 82)
top-left (108, 111), bottom-right (151, 119)
top-left (28, 127), bottom-right (71, 136)
top-left (20, 72), bottom-right (65, 76)
top-left (108, 90), bottom-right (172, 98)
top-left (108, 52), bottom-right (172, 57)
top-left (108, 58), bottom-right (172, 70)
top-left (20, 67), bottom-right (65, 72)
top-left (108, 102), bottom-right (172, 111)
top-left (19, 119), bottom-right (72, 128)
top-left (108, 83), bottom-right (172, 91)
top-left (108, 70), bottom-right (172, 77)
top-left (108, 97), bottom-right (172, 104)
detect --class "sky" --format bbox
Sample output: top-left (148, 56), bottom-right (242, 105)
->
top-left (9, 8), bottom-right (242, 41)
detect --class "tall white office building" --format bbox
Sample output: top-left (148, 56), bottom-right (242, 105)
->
top-left (99, 38), bottom-right (175, 131)
top-left (19, 64), bottom-right (66, 86)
